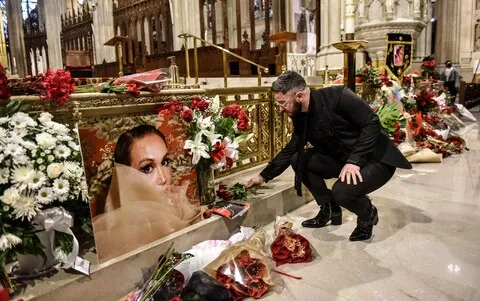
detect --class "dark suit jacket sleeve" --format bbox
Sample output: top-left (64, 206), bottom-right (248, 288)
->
top-left (338, 87), bottom-right (382, 167)
top-left (259, 121), bottom-right (302, 182)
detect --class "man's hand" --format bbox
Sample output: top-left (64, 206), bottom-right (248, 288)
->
top-left (247, 174), bottom-right (265, 188)
top-left (339, 163), bottom-right (363, 185)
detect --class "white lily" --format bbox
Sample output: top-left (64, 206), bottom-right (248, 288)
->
top-left (184, 132), bottom-right (210, 165)
top-left (211, 95), bottom-right (221, 113)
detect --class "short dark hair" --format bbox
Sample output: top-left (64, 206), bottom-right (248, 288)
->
top-left (271, 71), bottom-right (307, 94)
top-left (445, 60), bottom-right (452, 65)
top-left (114, 124), bottom-right (166, 166)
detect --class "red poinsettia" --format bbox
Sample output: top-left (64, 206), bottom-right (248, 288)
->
top-left (40, 69), bottom-right (75, 106)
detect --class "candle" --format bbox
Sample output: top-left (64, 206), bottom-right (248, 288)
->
top-left (345, 0), bottom-right (355, 35)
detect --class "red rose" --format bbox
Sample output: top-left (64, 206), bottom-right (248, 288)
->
top-left (181, 109), bottom-right (193, 122)
top-left (237, 120), bottom-right (250, 131)
top-left (247, 279), bottom-right (269, 299)
top-left (222, 104), bottom-right (240, 118)
top-left (159, 100), bottom-right (183, 115)
top-left (191, 97), bottom-right (209, 111)
top-left (216, 184), bottom-right (232, 201)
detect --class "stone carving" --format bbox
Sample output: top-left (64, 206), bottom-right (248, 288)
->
top-left (475, 22), bottom-right (480, 52)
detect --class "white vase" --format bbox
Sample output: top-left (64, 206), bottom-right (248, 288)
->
top-left (16, 230), bottom-right (57, 274)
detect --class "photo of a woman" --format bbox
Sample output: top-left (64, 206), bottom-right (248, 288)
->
top-left (394, 45), bottom-right (404, 67)
top-left (90, 124), bottom-right (200, 263)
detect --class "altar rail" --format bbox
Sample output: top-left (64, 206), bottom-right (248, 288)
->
top-left (13, 87), bottom-right (293, 179)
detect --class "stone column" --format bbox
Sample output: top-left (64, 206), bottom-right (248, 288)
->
top-left (316, 0), bottom-right (343, 70)
top-left (42, 0), bottom-right (65, 70)
top-left (6, 0), bottom-right (27, 76)
top-left (413, 1), bottom-right (432, 63)
top-left (435, 0), bottom-right (461, 64)
top-left (91, 0), bottom-right (116, 64)
top-left (171, 0), bottom-right (202, 50)
top-left (37, 0), bottom-right (46, 30)
top-left (458, 0), bottom-right (475, 79)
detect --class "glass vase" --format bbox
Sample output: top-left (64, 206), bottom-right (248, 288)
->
top-left (195, 159), bottom-right (216, 206)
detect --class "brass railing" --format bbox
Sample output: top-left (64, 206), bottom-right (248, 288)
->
top-left (14, 87), bottom-right (294, 179)
top-left (178, 33), bottom-right (270, 88)
top-left (205, 87), bottom-right (293, 178)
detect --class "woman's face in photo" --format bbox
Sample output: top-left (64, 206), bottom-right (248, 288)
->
top-left (129, 133), bottom-right (172, 186)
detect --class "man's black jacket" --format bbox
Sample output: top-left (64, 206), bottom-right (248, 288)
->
top-left (260, 86), bottom-right (412, 182)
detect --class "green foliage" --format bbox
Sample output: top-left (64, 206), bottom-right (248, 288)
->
top-left (377, 102), bottom-right (403, 134)
top-left (0, 100), bottom-right (23, 117)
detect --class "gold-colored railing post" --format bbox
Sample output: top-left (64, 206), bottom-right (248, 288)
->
top-left (257, 66), bottom-right (261, 87)
top-left (194, 39), bottom-right (199, 84)
top-left (269, 91), bottom-right (275, 160)
top-left (183, 35), bottom-right (190, 78)
top-left (222, 51), bottom-right (228, 87)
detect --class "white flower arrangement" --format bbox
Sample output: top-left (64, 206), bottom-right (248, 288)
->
top-left (0, 111), bottom-right (87, 254)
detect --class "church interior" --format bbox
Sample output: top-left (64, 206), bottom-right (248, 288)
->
top-left (0, 0), bottom-right (479, 300)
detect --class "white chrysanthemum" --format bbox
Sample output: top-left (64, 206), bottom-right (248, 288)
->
top-left (47, 155), bottom-right (55, 162)
top-left (0, 127), bottom-right (7, 142)
top-left (9, 112), bottom-right (36, 129)
top-left (12, 194), bottom-right (39, 221)
top-left (57, 193), bottom-right (69, 202)
top-left (0, 233), bottom-right (22, 251)
top-left (68, 141), bottom-right (80, 151)
top-left (36, 187), bottom-right (54, 204)
top-left (0, 167), bottom-right (9, 184)
top-left (11, 128), bottom-right (28, 138)
top-left (46, 163), bottom-right (64, 179)
top-left (5, 143), bottom-right (25, 158)
top-left (28, 171), bottom-right (46, 190)
top-left (13, 154), bottom-right (30, 166)
top-left (53, 178), bottom-right (70, 196)
top-left (11, 166), bottom-right (35, 190)
top-left (38, 112), bottom-right (53, 125)
top-left (39, 165), bottom-right (46, 171)
top-left (57, 135), bottom-right (73, 142)
top-left (63, 161), bottom-right (81, 178)
top-left (49, 123), bottom-right (70, 136)
top-left (53, 145), bottom-right (71, 159)
top-left (21, 140), bottom-right (36, 150)
top-left (44, 149), bottom-right (51, 154)
top-left (0, 117), bottom-right (9, 125)
top-left (36, 158), bottom-right (44, 165)
top-left (0, 187), bottom-right (20, 205)
top-left (35, 132), bottom-right (57, 149)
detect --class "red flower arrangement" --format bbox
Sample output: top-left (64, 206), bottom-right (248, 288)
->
top-left (40, 69), bottom-right (75, 106)
top-left (0, 64), bottom-right (11, 100)
top-left (270, 228), bottom-right (313, 266)
top-left (215, 250), bottom-right (269, 300)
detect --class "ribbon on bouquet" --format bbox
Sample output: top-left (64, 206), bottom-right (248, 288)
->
top-left (33, 207), bottom-right (91, 275)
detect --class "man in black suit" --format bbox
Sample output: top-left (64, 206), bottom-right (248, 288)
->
top-left (247, 71), bottom-right (412, 241)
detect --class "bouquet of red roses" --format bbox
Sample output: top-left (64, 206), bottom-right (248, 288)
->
top-left (270, 217), bottom-right (313, 266)
top-left (204, 231), bottom-right (275, 300)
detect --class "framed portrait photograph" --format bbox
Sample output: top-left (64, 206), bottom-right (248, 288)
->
top-left (78, 110), bottom-right (201, 263)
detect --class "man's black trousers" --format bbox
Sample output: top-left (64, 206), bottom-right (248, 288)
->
top-left (291, 149), bottom-right (396, 220)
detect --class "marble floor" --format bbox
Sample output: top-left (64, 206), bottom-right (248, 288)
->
top-left (255, 120), bottom-right (480, 301)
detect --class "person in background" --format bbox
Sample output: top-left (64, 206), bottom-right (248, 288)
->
top-left (441, 60), bottom-right (460, 102)
top-left (247, 71), bottom-right (412, 241)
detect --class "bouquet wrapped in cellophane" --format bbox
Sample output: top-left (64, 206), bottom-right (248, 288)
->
top-left (270, 217), bottom-right (313, 266)
top-left (203, 231), bottom-right (275, 300)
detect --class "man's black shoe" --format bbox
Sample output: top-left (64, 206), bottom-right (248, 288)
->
top-left (302, 201), bottom-right (342, 228)
top-left (349, 205), bottom-right (379, 241)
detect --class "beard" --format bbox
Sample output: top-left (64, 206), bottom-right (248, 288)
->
top-left (286, 101), bottom-right (302, 118)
